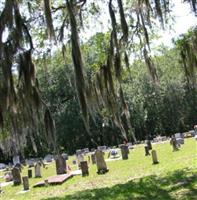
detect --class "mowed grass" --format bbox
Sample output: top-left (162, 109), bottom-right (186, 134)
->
top-left (0, 138), bottom-right (197, 200)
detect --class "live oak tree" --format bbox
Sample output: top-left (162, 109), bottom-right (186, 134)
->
top-left (0, 0), bottom-right (196, 154)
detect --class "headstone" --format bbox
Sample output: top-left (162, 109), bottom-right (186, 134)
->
top-left (62, 153), bottom-right (68, 160)
top-left (80, 161), bottom-right (89, 176)
top-left (144, 146), bottom-right (150, 156)
top-left (26, 159), bottom-right (35, 168)
top-left (0, 163), bottom-right (6, 170)
top-left (44, 154), bottom-right (53, 163)
top-left (12, 167), bottom-right (22, 185)
top-left (28, 169), bottom-right (32, 178)
top-left (97, 146), bottom-right (107, 151)
top-left (55, 155), bottom-right (66, 175)
top-left (76, 149), bottom-right (82, 156)
top-left (146, 140), bottom-right (152, 150)
top-left (76, 154), bottom-right (84, 168)
top-left (14, 163), bottom-right (23, 172)
top-left (170, 136), bottom-right (179, 151)
top-left (151, 150), bottom-right (159, 164)
top-left (95, 149), bottom-right (108, 174)
top-left (35, 162), bottom-right (42, 178)
top-left (120, 145), bottom-right (129, 160)
top-left (4, 171), bottom-right (13, 182)
top-left (22, 176), bottom-right (29, 190)
top-left (13, 155), bottom-right (20, 166)
top-left (194, 125), bottom-right (197, 134)
top-left (91, 153), bottom-right (96, 164)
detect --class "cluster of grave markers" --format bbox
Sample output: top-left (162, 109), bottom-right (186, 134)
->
top-left (1, 130), bottom-right (195, 193)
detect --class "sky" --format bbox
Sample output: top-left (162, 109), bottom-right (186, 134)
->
top-left (81, 0), bottom-right (197, 48)
top-left (157, 1), bottom-right (197, 47)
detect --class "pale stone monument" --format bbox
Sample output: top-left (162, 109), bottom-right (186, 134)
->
top-left (151, 150), bottom-right (159, 164)
top-left (13, 155), bottom-right (20, 166)
top-left (95, 149), bottom-right (108, 174)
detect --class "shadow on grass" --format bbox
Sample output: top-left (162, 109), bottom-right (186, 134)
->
top-left (42, 168), bottom-right (197, 200)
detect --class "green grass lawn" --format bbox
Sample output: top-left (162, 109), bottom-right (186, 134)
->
top-left (0, 138), bottom-right (197, 200)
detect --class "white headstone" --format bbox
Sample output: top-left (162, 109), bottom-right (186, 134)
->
top-left (13, 156), bottom-right (20, 165)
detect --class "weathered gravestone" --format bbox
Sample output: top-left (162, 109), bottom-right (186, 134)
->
top-left (12, 167), bottom-right (22, 185)
top-left (4, 171), bottom-right (13, 182)
top-left (14, 163), bottom-right (23, 172)
top-left (62, 153), bottom-right (68, 160)
top-left (55, 155), bottom-right (66, 175)
top-left (170, 136), bottom-right (179, 151)
top-left (151, 150), bottom-right (159, 164)
top-left (146, 140), bottom-right (152, 150)
top-left (95, 149), bottom-right (108, 174)
top-left (76, 152), bottom-right (84, 168)
top-left (91, 153), bottom-right (96, 164)
top-left (13, 155), bottom-right (20, 166)
top-left (22, 176), bottom-right (29, 190)
top-left (44, 154), bottom-right (53, 163)
top-left (120, 145), bottom-right (129, 160)
top-left (28, 169), bottom-right (32, 178)
top-left (144, 146), bottom-right (150, 156)
top-left (80, 161), bottom-right (89, 176)
top-left (35, 162), bottom-right (42, 178)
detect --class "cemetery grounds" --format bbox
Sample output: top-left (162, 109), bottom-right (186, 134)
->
top-left (0, 138), bottom-right (197, 200)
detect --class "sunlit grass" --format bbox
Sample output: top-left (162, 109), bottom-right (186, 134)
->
top-left (0, 138), bottom-right (196, 200)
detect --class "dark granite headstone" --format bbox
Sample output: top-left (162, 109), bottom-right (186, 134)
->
top-left (12, 167), bottom-right (22, 185)
top-left (22, 176), bottom-right (29, 190)
top-left (28, 169), bottom-right (32, 178)
top-left (145, 146), bottom-right (150, 156)
top-left (91, 153), bottom-right (96, 164)
top-left (80, 161), bottom-right (89, 176)
top-left (55, 155), bottom-right (66, 175)
top-left (120, 145), bottom-right (129, 160)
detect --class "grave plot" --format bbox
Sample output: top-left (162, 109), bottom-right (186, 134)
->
top-left (33, 173), bottom-right (73, 187)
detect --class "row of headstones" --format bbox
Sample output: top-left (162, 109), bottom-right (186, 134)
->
top-left (8, 161), bottom-right (43, 192)
top-left (79, 144), bottom-right (159, 177)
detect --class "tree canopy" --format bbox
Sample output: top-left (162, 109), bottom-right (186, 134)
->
top-left (0, 0), bottom-right (196, 156)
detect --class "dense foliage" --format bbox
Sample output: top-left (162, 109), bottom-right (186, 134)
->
top-left (0, 0), bottom-right (196, 157)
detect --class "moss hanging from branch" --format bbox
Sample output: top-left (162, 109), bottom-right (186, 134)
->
top-left (43, 0), bottom-right (56, 41)
top-left (176, 27), bottom-right (197, 89)
top-left (117, 0), bottom-right (128, 42)
top-left (66, 0), bottom-right (90, 132)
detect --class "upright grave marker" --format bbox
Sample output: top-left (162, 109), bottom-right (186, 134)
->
top-left (12, 167), bottom-right (22, 185)
top-left (120, 145), bottom-right (129, 160)
top-left (22, 176), bottom-right (29, 190)
top-left (55, 155), bottom-right (66, 175)
top-left (28, 169), bottom-right (32, 178)
top-left (144, 146), bottom-right (150, 156)
top-left (80, 161), bottom-right (89, 176)
top-left (91, 153), bottom-right (96, 164)
top-left (35, 162), bottom-right (42, 178)
top-left (95, 149), bottom-right (108, 174)
top-left (151, 150), bottom-right (159, 164)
